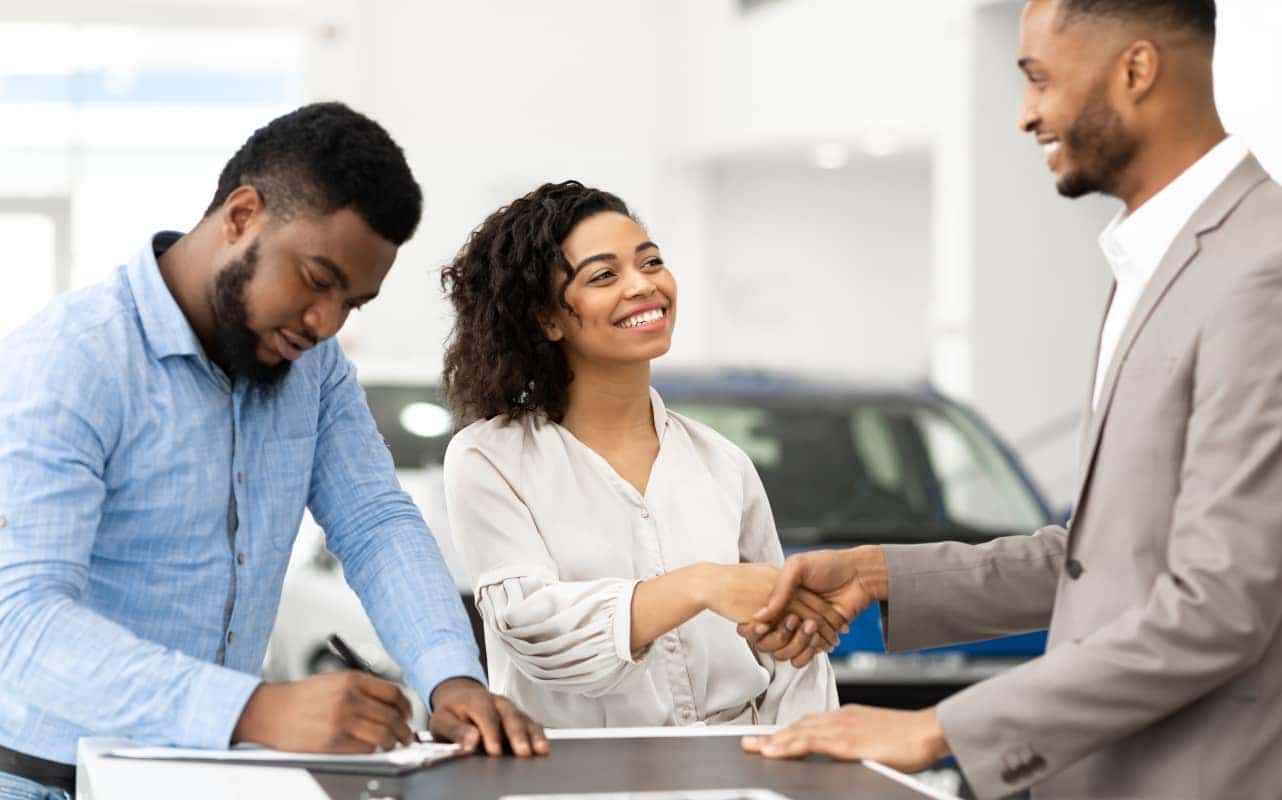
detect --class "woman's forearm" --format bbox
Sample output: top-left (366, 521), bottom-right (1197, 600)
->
top-left (629, 563), bottom-right (718, 651)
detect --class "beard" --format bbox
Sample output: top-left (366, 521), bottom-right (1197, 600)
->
top-left (209, 241), bottom-right (291, 393)
top-left (1057, 79), bottom-right (1139, 200)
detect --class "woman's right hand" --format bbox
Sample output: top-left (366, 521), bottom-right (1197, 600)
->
top-left (699, 563), bottom-right (848, 652)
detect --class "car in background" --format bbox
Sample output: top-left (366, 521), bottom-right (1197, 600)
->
top-left (266, 370), bottom-right (1054, 715)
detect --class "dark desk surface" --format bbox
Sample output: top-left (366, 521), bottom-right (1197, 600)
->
top-left (312, 735), bottom-right (934, 800)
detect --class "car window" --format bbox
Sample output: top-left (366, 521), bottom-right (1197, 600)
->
top-left (668, 398), bottom-right (1047, 545)
top-left (362, 383), bottom-right (1049, 546)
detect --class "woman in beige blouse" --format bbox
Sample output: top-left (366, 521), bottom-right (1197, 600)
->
top-left (439, 180), bottom-right (842, 729)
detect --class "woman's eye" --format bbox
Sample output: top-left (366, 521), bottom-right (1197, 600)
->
top-left (589, 270), bottom-right (615, 283)
top-left (643, 258), bottom-right (665, 270)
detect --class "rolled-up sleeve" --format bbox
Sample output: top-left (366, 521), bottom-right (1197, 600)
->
top-left (446, 438), bottom-right (651, 697)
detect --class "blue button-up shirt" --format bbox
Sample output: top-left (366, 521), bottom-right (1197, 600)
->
top-left (0, 234), bottom-right (485, 764)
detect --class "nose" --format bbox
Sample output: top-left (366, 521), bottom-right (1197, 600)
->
top-left (623, 268), bottom-right (657, 299)
top-left (1017, 88), bottom-right (1040, 134)
top-left (302, 298), bottom-right (346, 342)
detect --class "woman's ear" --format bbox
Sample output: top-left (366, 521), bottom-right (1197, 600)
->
top-left (539, 314), bottom-right (564, 342)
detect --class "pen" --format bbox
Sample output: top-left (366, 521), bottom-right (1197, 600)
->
top-left (327, 634), bottom-right (434, 745)
top-left (326, 633), bottom-right (381, 676)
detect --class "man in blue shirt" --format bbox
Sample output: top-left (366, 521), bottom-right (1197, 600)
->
top-left (0, 102), bottom-right (547, 798)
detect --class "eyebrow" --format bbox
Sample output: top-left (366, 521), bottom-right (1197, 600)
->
top-left (309, 255), bottom-right (379, 302)
top-left (572, 241), bottom-right (661, 275)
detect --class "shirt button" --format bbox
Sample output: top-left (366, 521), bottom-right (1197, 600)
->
top-left (640, 508), bottom-right (650, 519)
top-left (1065, 559), bottom-right (1084, 580)
top-left (665, 639), bottom-right (678, 653)
top-left (237, 472), bottom-right (244, 484)
top-left (237, 553), bottom-right (246, 566)
top-left (227, 631), bottom-right (236, 644)
top-left (680, 707), bottom-right (695, 721)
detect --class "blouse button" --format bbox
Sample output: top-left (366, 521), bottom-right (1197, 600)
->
top-left (640, 508), bottom-right (650, 519)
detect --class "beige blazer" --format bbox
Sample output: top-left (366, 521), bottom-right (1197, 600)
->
top-left (882, 156), bottom-right (1282, 799)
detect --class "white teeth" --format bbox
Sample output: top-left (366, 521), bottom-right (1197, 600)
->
top-left (617, 308), bottom-right (665, 329)
top-left (1043, 142), bottom-right (1061, 156)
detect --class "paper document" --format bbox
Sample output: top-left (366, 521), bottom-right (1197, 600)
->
top-left (107, 740), bottom-right (462, 773)
top-left (545, 725), bottom-right (778, 740)
top-left (500, 792), bottom-right (795, 800)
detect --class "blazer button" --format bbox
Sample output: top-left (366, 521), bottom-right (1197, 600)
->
top-left (1065, 559), bottom-right (1084, 580)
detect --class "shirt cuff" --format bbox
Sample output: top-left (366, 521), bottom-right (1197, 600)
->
top-left (175, 665), bottom-right (263, 750)
top-left (407, 638), bottom-right (489, 711)
top-left (610, 579), bottom-right (649, 664)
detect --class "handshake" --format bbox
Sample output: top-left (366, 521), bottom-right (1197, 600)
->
top-left (722, 546), bottom-right (889, 666)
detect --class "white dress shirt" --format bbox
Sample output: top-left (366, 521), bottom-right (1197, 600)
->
top-left (1093, 135), bottom-right (1249, 408)
top-left (443, 388), bottom-right (838, 729)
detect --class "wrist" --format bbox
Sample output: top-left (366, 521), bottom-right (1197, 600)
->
top-left (916, 706), bottom-right (951, 763)
top-left (684, 562), bottom-right (726, 611)
top-left (848, 545), bottom-right (889, 601)
top-left (231, 683), bottom-right (270, 745)
top-left (431, 675), bottom-right (483, 708)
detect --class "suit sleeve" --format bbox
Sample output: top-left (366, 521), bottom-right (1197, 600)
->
top-left (940, 263), bottom-right (1282, 798)
top-left (880, 526), bottom-right (1064, 652)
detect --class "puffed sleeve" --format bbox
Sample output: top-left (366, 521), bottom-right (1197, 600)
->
top-left (444, 432), bottom-right (651, 697)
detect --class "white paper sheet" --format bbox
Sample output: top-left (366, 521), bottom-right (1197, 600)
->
top-left (545, 725), bottom-right (778, 740)
top-left (499, 792), bottom-right (795, 800)
top-left (106, 740), bottom-right (460, 768)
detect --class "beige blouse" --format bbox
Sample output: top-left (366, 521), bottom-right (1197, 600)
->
top-left (443, 388), bottom-right (837, 729)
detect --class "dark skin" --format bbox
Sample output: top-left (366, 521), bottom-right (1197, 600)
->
top-left (162, 187), bottom-right (548, 757)
top-left (742, 0), bottom-right (1229, 769)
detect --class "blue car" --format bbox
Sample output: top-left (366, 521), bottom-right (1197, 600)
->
top-left (650, 369), bottom-right (1053, 663)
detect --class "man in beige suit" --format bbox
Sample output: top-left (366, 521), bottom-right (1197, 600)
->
top-left (740, 0), bottom-right (1282, 797)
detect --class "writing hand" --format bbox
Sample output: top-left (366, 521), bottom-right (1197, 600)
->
top-left (232, 671), bottom-right (413, 753)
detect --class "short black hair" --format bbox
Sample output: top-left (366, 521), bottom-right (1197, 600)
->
top-left (1057, 0), bottom-right (1216, 41)
top-left (1056, 0), bottom-right (1215, 40)
top-left (205, 102), bottom-right (422, 245)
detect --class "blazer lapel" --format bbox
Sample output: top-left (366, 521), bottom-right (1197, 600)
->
top-left (1076, 281), bottom-right (1115, 467)
top-left (1068, 155), bottom-right (1272, 521)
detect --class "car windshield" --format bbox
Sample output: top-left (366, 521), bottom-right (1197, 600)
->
top-left (363, 384), bottom-right (1049, 547)
top-left (666, 397), bottom-right (1049, 545)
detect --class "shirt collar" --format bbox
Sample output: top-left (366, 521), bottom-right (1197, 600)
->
top-left (649, 385), bottom-right (669, 437)
top-left (125, 232), bottom-right (206, 361)
top-left (1098, 135), bottom-right (1249, 285)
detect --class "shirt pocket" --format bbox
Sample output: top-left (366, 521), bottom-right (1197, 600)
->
top-left (257, 435), bottom-right (317, 551)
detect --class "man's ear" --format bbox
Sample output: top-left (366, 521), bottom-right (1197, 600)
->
top-left (218, 185), bottom-right (267, 244)
top-left (1122, 40), bottom-right (1160, 101)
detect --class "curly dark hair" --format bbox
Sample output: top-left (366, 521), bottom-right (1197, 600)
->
top-left (441, 180), bottom-right (634, 424)
top-left (204, 102), bottom-right (422, 245)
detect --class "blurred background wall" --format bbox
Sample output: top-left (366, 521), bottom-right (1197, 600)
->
top-left (2, 0), bottom-right (1280, 509)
